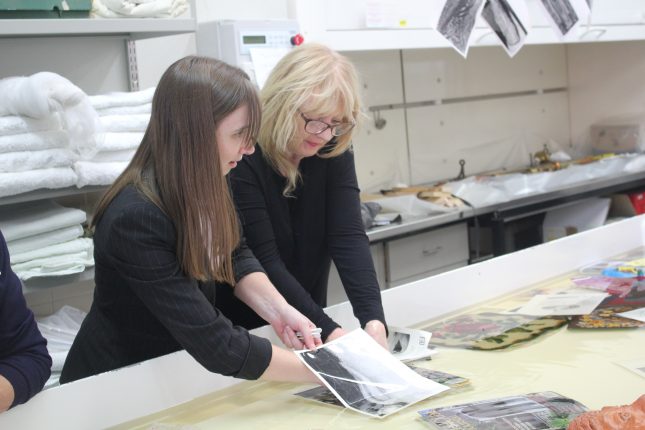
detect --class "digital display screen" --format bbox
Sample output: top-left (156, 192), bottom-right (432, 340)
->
top-left (242, 35), bottom-right (266, 45)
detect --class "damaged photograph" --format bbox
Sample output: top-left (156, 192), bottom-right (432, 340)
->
top-left (481, 0), bottom-right (528, 57)
top-left (437, 0), bottom-right (486, 57)
top-left (539, 0), bottom-right (579, 36)
top-left (296, 329), bottom-right (449, 418)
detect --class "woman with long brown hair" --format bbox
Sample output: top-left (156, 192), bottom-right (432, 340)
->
top-left (60, 56), bottom-right (320, 384)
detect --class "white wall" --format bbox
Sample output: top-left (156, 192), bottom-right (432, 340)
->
top-left (567, 40), bottom-right (645, 153)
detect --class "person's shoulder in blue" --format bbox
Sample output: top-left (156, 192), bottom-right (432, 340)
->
top-left (0, 230), bottom-right (51, 412)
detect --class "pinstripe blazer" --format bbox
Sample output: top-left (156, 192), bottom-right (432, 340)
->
top-left (60, 186), bottom-right (272, 383)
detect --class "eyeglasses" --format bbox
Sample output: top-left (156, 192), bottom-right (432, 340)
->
top-left (300, 112), bottom-right (355, 137)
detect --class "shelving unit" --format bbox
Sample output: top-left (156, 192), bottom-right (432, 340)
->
top-left (0, 4), bottom-right (196, 314)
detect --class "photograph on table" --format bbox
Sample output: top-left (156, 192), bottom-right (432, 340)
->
top-left (387, 327), bottom-right (436, 362)
top-left (436, 0), bottom-right (486, 57)
top-left (512, 292), bottom-right (608, 317)
top-left (423, 312), bottom-right (568, 350)
top-left (294, 363), bottom-right (468, 409)
top-left (481, 0), bottom-right (528, 57)
top-left (418, 391), bottom-right (588, 430)
top-left (569, 305), bottom-right (645, 329)
top-left (295, 329), bottom-right (449, 418)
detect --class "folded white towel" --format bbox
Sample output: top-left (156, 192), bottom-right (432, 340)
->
top-left (0, 114), bottom-right (62, 137)
top-left (89, 87), bottom-right (155, 110)
top-left (97, 103), bottom-right (151, 116)
top-left (74, 160), bottom-right (128, 187)
top-left (11, 237), bottom-right (93, 264)
top-left (7, 224), bottom-right (84, 255)
top-left (90, 149), bottom-right (136, 163)
top-left (0, 72), bottom-right (86, 119)
top-left (96, 132), bottom-right (143, 152)
top-left (100, 114), bottom-right (150, 133)
top-left (0, 148), bottom-right (75, 173)
top-left (0, 200), bottom-right (86, 242)
top-left (12, 249), bottom-right (94, 280)
top-left (0, 130), bottom-right (67, 153)
top-left (92, 0), bottom-right (187, 18)
top-left (0, 167), bottom-right (78, 199)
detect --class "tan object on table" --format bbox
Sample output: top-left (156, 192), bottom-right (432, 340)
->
top-left (567, 394), bottom-right (645, 430)
top-left (380, 185), bottom-right (465, 208)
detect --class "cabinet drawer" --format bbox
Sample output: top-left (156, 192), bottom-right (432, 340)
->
top-left (385, 223), bottom-right (469, 283)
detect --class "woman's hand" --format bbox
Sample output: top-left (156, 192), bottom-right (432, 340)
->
top-left (270, 303), bottom-right (322, 350)
top-left (364, 320), bottom-right (388, 349)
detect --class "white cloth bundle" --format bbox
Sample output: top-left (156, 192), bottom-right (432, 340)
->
top-left (0, 148), bottom-right (75, 173)
top-left (12, 248), bottom-right (94, 280)
top-left (10, 237), bottom-right (93, 265)
top-left (100, 114), bottom-right (150, 133)
top-left (0, 167), bottom-right (78, 198)
top-left (96, 132), bottom-right (143, 152)
top-left (89, 87), bottom-right (155, 110)
top-left (0, 130), bottom-right (67, 153)
top-left (7, 224), bottom-right (84, 255)
top-left (0, 72), bottom-right (86, 119)
top-left (0, 200), bottom-right (86, 242)
top-left (92, 0), bottom-right (188, 18)
top-left (91, 149), bottom-right (136, 163)
top-left (97, 103), bottom-right (151, 116)
top-left (0, 115), bottom-right (61, 137)
top-left (74, 160), bottom-right (128, 187)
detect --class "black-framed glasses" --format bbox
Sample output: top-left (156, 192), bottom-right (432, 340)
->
top-left (300, 112), bottom-right (355, 137)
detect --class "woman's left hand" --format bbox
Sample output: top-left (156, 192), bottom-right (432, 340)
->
top-left (270, 303), bottom-right (323, 351)
top-left (364, 320), bottom-right (388, 349)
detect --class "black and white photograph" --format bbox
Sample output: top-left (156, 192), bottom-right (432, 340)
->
top-left (295, 329), bottom-right (449, 418)
top-left (387, 326), bottom-right (436, 362)
top-left (481, 0), bottom-right (528, 57)
top-left (295, 364), bottom-right (469, 409)
top-left (437, 0), bottom-right (486, 57)
top-left (538, 0), bottom-right (579, 37)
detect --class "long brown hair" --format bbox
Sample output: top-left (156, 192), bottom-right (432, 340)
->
top-left (92, 56), bottom-right (261, 284)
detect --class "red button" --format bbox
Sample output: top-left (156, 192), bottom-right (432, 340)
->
top-left (290, 33), bottom-right (304, 46)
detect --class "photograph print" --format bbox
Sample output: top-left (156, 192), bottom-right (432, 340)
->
top-left (437, 0), bottom-right (486, 57)
top-left (296, 329), bottom-right (449, 418)
top-left (539, 0), bottom-right (579, 37)
top-left (481, 0), bottom-right (528, 57)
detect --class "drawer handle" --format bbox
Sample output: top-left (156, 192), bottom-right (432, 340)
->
top-left (422, 246), bottom-right (443, 257)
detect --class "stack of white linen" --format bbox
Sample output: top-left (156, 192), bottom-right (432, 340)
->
top-left (92, 0), bottom-right (189, 18)
top-left (0, 72), bottom-right (100, 198)
top-left (1, 200), bottom-right (93, 280)
top-left (75, 87), bottom-right (154, 187)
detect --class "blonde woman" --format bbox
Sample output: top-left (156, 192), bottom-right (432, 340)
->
top-left (60, 56), bottom-right (321, 385)
top-left (226, 43), bottom-right (388, 347)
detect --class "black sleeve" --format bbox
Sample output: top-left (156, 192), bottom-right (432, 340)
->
top-left (108, 204), bottom-right (272, 380)
top-left (231, 163), bottom-right (340, 338)
top-left (326, 150), bottom-right (387, 329)
top-left (0, 231), bottom-right (51, 408)
top-left (232, 235), bottom-right (266, 283)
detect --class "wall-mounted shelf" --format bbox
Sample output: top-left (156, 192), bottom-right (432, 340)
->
top-left (0, 18), bottom-right (196, 40)
top-left (0, 185), bottom-right (107, 207)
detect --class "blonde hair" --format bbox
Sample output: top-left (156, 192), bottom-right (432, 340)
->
top-left (258, 43), bottom-right (362, 195)
top-left (93, 56), bottom-right (261, 285)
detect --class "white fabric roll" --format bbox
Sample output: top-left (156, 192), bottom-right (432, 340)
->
top-left (97, 103), bottom-right (151, 116)
top-left (89, 87), bottom-right (155, 110)
top-left (11, 237), bottom-right (93, 264)
top-left (7, 224), bottom-right (84, 255)
top-left (74, 160), bottom-right (128, 187)
top-left (0, 148), bottom-right (75, 173)
top-left (0, 130), bottom-right (67, 154)
top-left (12, 249), bottom-right (94, 280)
top-left (0, 115), bottom-right (61, 137)
top-left (0, 72), bottom-right (86, 119)
top-left (0, 200), bottom-right (86, 242)
top-left (0, 167), bottom-right (78, 199)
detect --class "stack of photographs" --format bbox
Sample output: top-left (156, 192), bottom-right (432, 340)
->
top-left (295, 329), bottom-right (450, 419)
top-left (418, 391), bottom-right (588, 429)
top-left (387, 327), bottom-right (437, 362)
